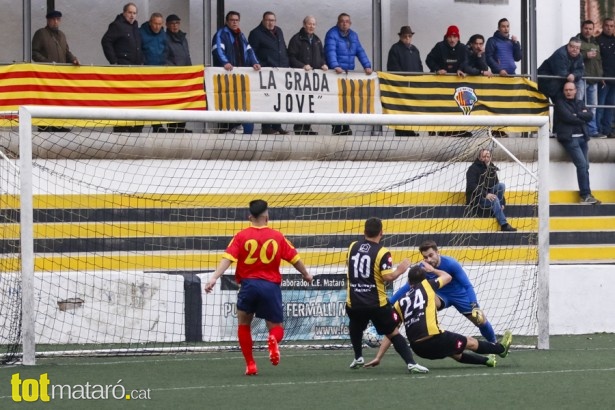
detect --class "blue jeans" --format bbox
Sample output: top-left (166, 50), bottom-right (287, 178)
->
top-left (596, 82), bottom-right (615, 135)
top-left (477, 182), bottom-right (507, 226)
top-left (559, 137), bottom-right (591, 198)
top-left (580, 81), bottom-right (598, 135)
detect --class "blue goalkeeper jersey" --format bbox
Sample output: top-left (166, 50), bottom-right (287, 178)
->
top-left (391, 255), bottom-right (479, 313)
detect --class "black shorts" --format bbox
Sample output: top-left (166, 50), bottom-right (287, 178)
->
top-left (410, 331), bottom-right (468, 360)
top-left (346, 304), bottom-right (399, 335)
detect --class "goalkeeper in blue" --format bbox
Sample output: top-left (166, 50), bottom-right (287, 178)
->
top-left (365, 239), bottom-right (498, 367)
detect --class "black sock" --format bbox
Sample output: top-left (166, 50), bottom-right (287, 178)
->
top-left (458, 352), bottom-right (488, 365)
top-left (390, 334), bottom-right (415, 365)
top-left (475, 340), bottom-right (505, 355)
top-left (349, 326), bottom-right (364, 359)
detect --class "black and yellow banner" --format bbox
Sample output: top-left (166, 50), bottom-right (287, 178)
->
top-left (378, 72), bottom-right (549, 119)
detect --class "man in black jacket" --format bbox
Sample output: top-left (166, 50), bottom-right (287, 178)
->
top-left (287, 16), bottom-right (328, 135)
top-left (386, 26), bottom-right (423, 137)
top-left (554, 82), bottom-right (601, 204)
top-left (101, 3), bottom-right (143, 65)
top-left (101, 2), bottom-right (143, 134)
top-left (466, 148), bottom-right (516, 232)
top-left (249, 11), bottom-right (290, 135)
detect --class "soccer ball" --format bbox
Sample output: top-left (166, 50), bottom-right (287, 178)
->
top-left (362, 326), bottom-right (383, 348)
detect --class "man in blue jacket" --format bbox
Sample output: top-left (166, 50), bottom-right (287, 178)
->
top-left (485, 18), bottom-right (522, 76)
top-left (211, 11), bottom-right (261, 134)
top-left (537, 37), bottom-right (584, 102)
top-left (325, 13), bottom-right (372, 135)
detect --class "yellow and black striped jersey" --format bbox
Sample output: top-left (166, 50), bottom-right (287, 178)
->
top-left (346, 239), bottom-right (393, 308)
top-left (394, 278), bottom-right (443, 342)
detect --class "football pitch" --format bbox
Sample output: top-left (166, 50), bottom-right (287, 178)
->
top-left (1, 333), bottom-right (614, 409)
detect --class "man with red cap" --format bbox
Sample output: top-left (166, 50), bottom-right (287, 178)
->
top-left (426, 25), bottom-right (468, 76)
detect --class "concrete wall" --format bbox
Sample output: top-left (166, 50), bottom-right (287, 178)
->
top-left (1, 0), bottom-right (578, 69)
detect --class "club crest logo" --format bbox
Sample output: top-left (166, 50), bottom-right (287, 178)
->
top-left (454, 87), bottom-right (478, 115)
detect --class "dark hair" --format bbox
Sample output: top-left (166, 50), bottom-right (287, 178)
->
top-left (582, 19), bottom-right (595, 27)
top-left (498, 18), bottom-right (509, 28)
top-left (418, 239), bottom-right (438, 254)
top-left (263, 11), bottom-right (275, 19)
top-left (226, 11), bottom-right (240, 22)
top-left (338, 13), bottom-right (350, 22)
top-left (249, 199), bottom-right (268, 217)
top-left (408, 265), bottom-right (426, 285)
top-left (468, 34), bottom-right (485, 45)
top-left (364, 217), bottom-right (382, 238)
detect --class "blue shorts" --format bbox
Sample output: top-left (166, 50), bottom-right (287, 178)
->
top-left (237, 279), bottom-right (283, 323)
top-left (437, 292), bottom-right (476, 315)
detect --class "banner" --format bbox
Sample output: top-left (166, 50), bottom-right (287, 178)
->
top-left (205, 67), bottom-right (381, 115)
top-left (378, 72), bottom-right (549, 131)
top-left (0, 63), bottom-right (206, 126)
top-left (218, 274), bottom-right (349, 341)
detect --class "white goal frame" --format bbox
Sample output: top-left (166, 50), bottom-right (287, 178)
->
top-left (16, 106), bottom-right (551, 365)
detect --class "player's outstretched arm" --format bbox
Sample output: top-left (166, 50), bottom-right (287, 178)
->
top-left (204, 258), bottom-right (232, 293)
top-left (293, 260), bottom-right (313, 283)
top-left (365, 336), bottom-right (392, 367)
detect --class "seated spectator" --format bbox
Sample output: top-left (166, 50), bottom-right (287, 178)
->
top-left (553, 82), bottom-right (602, 205)
top-left (466, 148), bottom-right (517, 232)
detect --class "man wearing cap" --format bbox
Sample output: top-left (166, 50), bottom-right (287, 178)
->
top-left (165, 14), bottom-right (193, 133)
top-left (32, 10), bottom-right (79, 65)
top-left (426, 25), bottom-right (468, 76)
top-left (165, 14), bottom-right (191, 66)
top-left (387, 25), bottom-right (423, 137)
top-left (387, 26), bottom-right (423, 73)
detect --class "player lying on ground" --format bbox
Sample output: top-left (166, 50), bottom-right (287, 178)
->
top-left (392, 264), bottom-right (512, 368)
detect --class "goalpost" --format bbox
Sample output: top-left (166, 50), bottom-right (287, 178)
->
top-left (1, 106), bottom-right (550, 365)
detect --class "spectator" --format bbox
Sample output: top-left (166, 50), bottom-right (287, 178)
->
top-left (325, 13), bottom-right (373, 136)
top-left (537, 37), bottom-right (584, 102)
top-left (140, 12), bottom-right (168, 133)
top-left (466, 148), bottom-right (517, 232)
top-left (211, 11), bottom-right (261, 134)
top-left (426, 25), bottom-right (470, 137)
top-left (485, 18), bottom-right (522, 76)
top-left (287, 15), bottom-right (328, 135)
top-left (387, 25), bottom-right (423, 73)
top-left (166, 14), bottom-right (192, 66)
top-left (101, 2), bottom-right (143, 65)
top-left (577, 20), bottom-right (604, 139)
top-left (596, 18), bottom-right (615, 138)
top-left (249, 11), bottom-right (290, 135)
top-left (553, 82), bottom-right (602, 205)
top-left (101, 2), bottom-right (143, 133)
top-left (165, 14), bottom-right (193, 133)
top-left (140, 13), bottom-right (167, 66)
top-left (463, 34), bottom-right (492, 77)
top-left (32, 10), bottom-right (79, 65)
top-left (426, 25), bottom-right (467, 76)
top-left (386, 25), bottom-right (422, 137)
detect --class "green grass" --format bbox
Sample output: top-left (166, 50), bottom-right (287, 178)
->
top-left (1, 334), bottom-right (614, 409)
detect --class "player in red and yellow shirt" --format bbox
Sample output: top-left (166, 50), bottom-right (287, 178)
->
top-left (205, 199), bottom-right (312, 375)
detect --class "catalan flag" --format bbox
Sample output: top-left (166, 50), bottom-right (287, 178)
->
top-left (378, 72), bottom-right (549, 131)
top-left (0, 63), bottom-right (206, 125)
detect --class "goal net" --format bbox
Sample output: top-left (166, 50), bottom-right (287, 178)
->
top-left (1, 107), bottom-right (549, 364)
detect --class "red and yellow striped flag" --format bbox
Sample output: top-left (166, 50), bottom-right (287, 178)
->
top-left (0, 63), bottom-right (206, 125)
